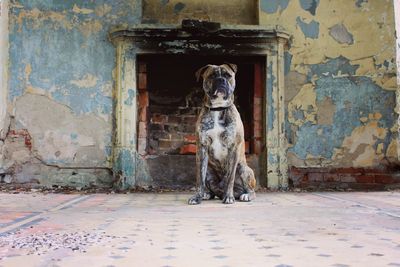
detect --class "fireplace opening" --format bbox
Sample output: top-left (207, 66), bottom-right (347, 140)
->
top-left (137, 54), bottom-right (265, 188)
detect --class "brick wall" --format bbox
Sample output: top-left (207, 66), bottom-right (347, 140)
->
top-left (290, 167), bottom-right (400, 190)
top-left (137, 62), bottom-right (201, 156)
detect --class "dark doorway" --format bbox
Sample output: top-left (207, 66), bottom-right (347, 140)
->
top-left (137, 55), bottom-right (265, 189)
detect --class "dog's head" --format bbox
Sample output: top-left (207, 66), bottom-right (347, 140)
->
top-left (196, 63), bottom-right (237, 108)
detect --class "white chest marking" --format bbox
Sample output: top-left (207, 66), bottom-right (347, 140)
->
top-left (207, 111), bottom-right (228, 161)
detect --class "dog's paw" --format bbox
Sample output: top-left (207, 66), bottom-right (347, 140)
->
top-left (188, 195), bottom-right (202, 205)
top-left (239, 193), bottom-right (251, 202)
top-left (202, 192), bottom-right (215, 200)
top-left (222, 195), bottom-right (235, 204)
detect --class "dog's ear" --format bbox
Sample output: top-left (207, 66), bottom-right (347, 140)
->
top-left (195, 65), bottom-right (212, 82)
top-left (223, 63), bottom-right (238, 74)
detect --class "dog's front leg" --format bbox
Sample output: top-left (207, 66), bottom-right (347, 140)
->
top-left (222, 148), bottom-right (239, 204)
top-left (188, 145), bottom-right (208, 205)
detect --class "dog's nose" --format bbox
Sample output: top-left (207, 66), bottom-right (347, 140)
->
top-left (212, 91), bottom-right (224, 99)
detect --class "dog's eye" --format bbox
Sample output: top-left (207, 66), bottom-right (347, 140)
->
top-left (223, 72), bottom-right (232, 78)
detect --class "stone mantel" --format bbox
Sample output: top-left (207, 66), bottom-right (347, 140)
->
top-left (110, 24), bottom-right (290, 190)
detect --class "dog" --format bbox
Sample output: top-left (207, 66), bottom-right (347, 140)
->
top-left (188, 63), bottom-right (256, 205)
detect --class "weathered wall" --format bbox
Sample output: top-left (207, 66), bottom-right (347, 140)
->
top-left (0, 0), bottom-right (10, 180)
top-left (260, 0), bottom-right (398, 174)
top-left (395, 0), bottom-right (400, 163)
top-left (2, 0), bottom-right (141, 187)
top-left (142, 0), bottom-right (258, 25)
top-left (2, 0), bottom-right (399, 189)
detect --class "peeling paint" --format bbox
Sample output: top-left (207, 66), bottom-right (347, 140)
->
top-left (124, 89), bottom-right (135, 106)
top-left (173, 2), bottom-right (185, 13)
top-left (260, 0), bottom-right (289, 14)
top-left (296, 17), bottom-right (319, 39)
top-left (329, 23), bottom-right (354, 45)
top-left (70, 74), bottom-right (98, 88)
top-left (299, 0), bottom-right (319, 15)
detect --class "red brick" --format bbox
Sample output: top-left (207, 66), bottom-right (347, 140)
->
top-left (180, 144), bottom-right (197, 155)
top-left (253, 102), bottom-right (262, 121)
top-left (137, 137), bottom-right (147, 155)
top-left (151, 114), bottom-right (167, 124)
top-left (308, 172), bottom-right (324, 182)
top-left (334, 167), bottom-right (363, 174)
top-left (138, 107), bottom-right (147, 122)
top-left (338, 174), bottom-right (356, 183)
top-left (374, 174), bottom-right (394, 184)
top-left (138, 73), bottom-right (147, 90)
top-left (356, 175), bottom-right (375, 183)
top-left (254, 63), bottom-right (263, 97)
top-left (253, 121), bottom-right (263, 138)
top-left (183, 115), bottom-right (198, 124)
top-left (159, 140), bottom-right (183, 150)
top-left (167, 115), bottom-right (181, 124)
top-left (184, 135), bottom-right (196, 144)
top-left (324, 173), bottom-right (340, 182)
top-left (138, 63), bottom-right (146, 73)
top-left (245, 141), bottom-right (250, 154)
top-left (138, 91), bottom-right (149, 107)
top-left (138, 122), bottom-right (147, 138)
top-left (253, 140), bottom-right (262, 155)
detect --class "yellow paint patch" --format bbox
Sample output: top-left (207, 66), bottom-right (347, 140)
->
top-left (13, 8), bottom-right (73, 32)
top-left (376, 143), bottom-right (384, 154)
top-left (288, 83), bottom-right (317, 126)
top-left (72, 4), bottom-right (94, 15)
top-left (260, 0), bottom-right (396, 90)
top-left (70, 74), bottom-right (98, 88)
top-left (342, 121), bottom-right (387, 154)
top-left (24, 63), bottom-right (32, 81)
top-left (386, 138), bottom-right (398, 160)
top-left (78, 20), bottom-right (103, 37)
top-left (353, 145), bottom-right (380, 167)
top-left (95, 4), bottom-right (112, 17)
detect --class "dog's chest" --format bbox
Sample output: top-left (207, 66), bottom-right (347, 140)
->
top-left (206, 111), bottom-right (230, 161)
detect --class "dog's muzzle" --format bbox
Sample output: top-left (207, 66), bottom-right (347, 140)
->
top-left (211, 78), bottom-right (230, 100)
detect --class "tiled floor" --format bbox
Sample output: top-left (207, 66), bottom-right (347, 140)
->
top-left (0, 192), bottom-right (399, 267)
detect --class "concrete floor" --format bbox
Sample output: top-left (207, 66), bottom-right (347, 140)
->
top-left (0, 192), bottom-right (399, 267)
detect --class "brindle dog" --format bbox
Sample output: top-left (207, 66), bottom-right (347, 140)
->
top-left (188, 64), bottom-right (256, 205)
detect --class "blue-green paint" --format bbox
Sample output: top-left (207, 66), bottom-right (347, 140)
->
top-left (355, 0), bottom-right (367, 8)
top-left (267, 62), bottom-right (276, 131)
top-left (174, 2), bottom-right (185, 13)
top-left (9, 0), bottom-right (141, 112)
top-left (115, 149), bottom-right (135, 178)
top-left (268, 153), bottom-right (279, 164)
top-left (299, 0), bottom-right (319, 15)
top-left (308, 56), bottom-right (359, 81)
top-left (124, 89), bottom-right (135, 106)
top-left (260, 0), bottom-right (290, 14)
top-left (296, 17), bottom-right (319, 39)
top-left (289, 75), bottom-right (395, 159)
top-left (284, 52), bottom-right (292, 75)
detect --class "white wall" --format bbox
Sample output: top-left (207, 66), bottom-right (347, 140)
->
top-left (0, 0), bottom-right (9, 138)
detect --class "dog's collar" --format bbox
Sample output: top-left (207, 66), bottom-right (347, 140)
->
top-left (208, 106), bottom-right (231, 111)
